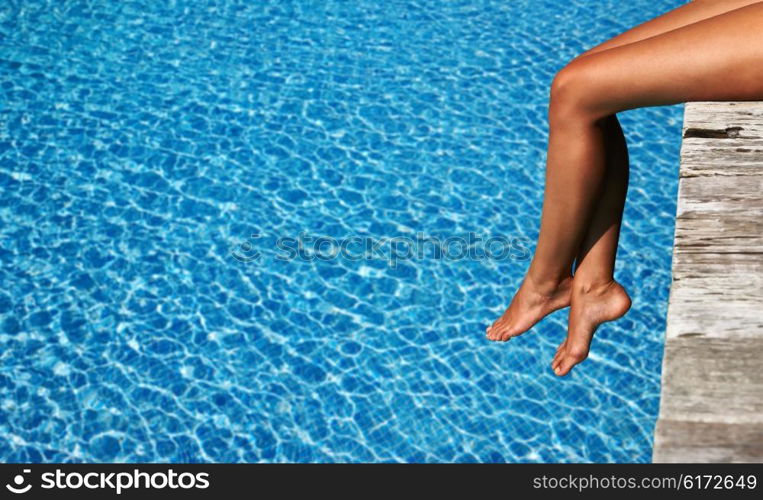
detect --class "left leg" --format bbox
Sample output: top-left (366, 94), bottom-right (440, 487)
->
top-left (551, 3), bottom-right (763, 375)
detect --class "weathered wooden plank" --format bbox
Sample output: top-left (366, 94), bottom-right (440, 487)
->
top-left (677, 173), bottom-right (763, 215)
top-left (679, 101), bottom-right (763, 177)
top-left (654, 420), bottom-right (763, 463)
top-left (657, 337), bottom-right (763, 422)
top-left (666, 265), bottom-right (763, 340)
top-left (653, 100), bottom-right (763, 463)
top-left (673, 215), bottom-right (763, 254)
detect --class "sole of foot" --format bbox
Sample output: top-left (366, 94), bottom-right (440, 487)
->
top-left (551, 280), bottom-right (631, 376)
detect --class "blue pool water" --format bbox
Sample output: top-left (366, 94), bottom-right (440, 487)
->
top-left (0, 0), bottom-right (685, 462)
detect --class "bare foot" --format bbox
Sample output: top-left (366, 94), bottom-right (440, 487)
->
top-left (486, 275), bottom-right (573, 342)
top-left (551, 280), bottom-right (631, 376)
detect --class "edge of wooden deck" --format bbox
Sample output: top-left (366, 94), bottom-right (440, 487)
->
top-left (652, 101), bottom-right (763, 463)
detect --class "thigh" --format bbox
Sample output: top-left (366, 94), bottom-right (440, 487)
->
top-left (568, 2), bottom-right (763, 117)
top-left (578, 0), bottom-right (763, 58)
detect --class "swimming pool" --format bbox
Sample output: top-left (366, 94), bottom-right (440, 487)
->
top-left (0, 0), bottom-right (685, 462)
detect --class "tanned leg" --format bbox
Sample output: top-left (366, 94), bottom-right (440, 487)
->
top-left (551, 116), bottom-right (632, 373)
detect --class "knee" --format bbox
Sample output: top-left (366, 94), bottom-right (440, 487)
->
top-left (548, 60), bottom-right (601, 125)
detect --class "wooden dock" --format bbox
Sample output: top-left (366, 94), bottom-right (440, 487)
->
top-left (653, 101), bottom-right (763, 462)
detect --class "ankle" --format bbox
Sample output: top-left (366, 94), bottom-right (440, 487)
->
top-left (572, 276), bottom-right (616, 295)
top-left (525, 270), bottom-right (572, 295)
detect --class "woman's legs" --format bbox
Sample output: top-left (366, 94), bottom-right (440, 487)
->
top-left (549, 3), bottom-right (763, 375)
top-left (487, 1), bottom-right (759, 345)
top-left (488, 1), bottom-right (763, 374)
top-left (554, 0), bottom-right (763, 368)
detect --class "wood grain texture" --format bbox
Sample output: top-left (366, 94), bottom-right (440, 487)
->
top-left (653, 101), bottom-right (763, 463)
top-left (654, 420), bottom-right (763, 463)
top-left (657, 338), bottom-right (763, 423)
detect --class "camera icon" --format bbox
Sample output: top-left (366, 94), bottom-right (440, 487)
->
top-left (6, 469), bottom-right (32, 494)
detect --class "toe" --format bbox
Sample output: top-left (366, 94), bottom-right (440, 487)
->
top-left (553, 352), bottom-right (575, 376)
top-left (487, 321), bottom-right (501, 340)
top-left (498, 327), bottom-right (514, 342)
top-left (551, 349), bottom-right (563, 368)
top-left (554, 356), bottom-right (574, 376)
top-left (487, 326), bottom-right (499, 341)
top-left (554, 345), bottom-right (588, 376)
top-left (491, 326), bottom-right (505, 341)
top-left (552, 356), bottom-right (564, 373)
top-left (489, 318), bottom-right (507, 339)
top-left (551, 340), bottom-right (567, 369)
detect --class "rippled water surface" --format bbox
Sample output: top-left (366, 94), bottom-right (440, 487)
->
top-left (0, 0), bottom-right (684, 462)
